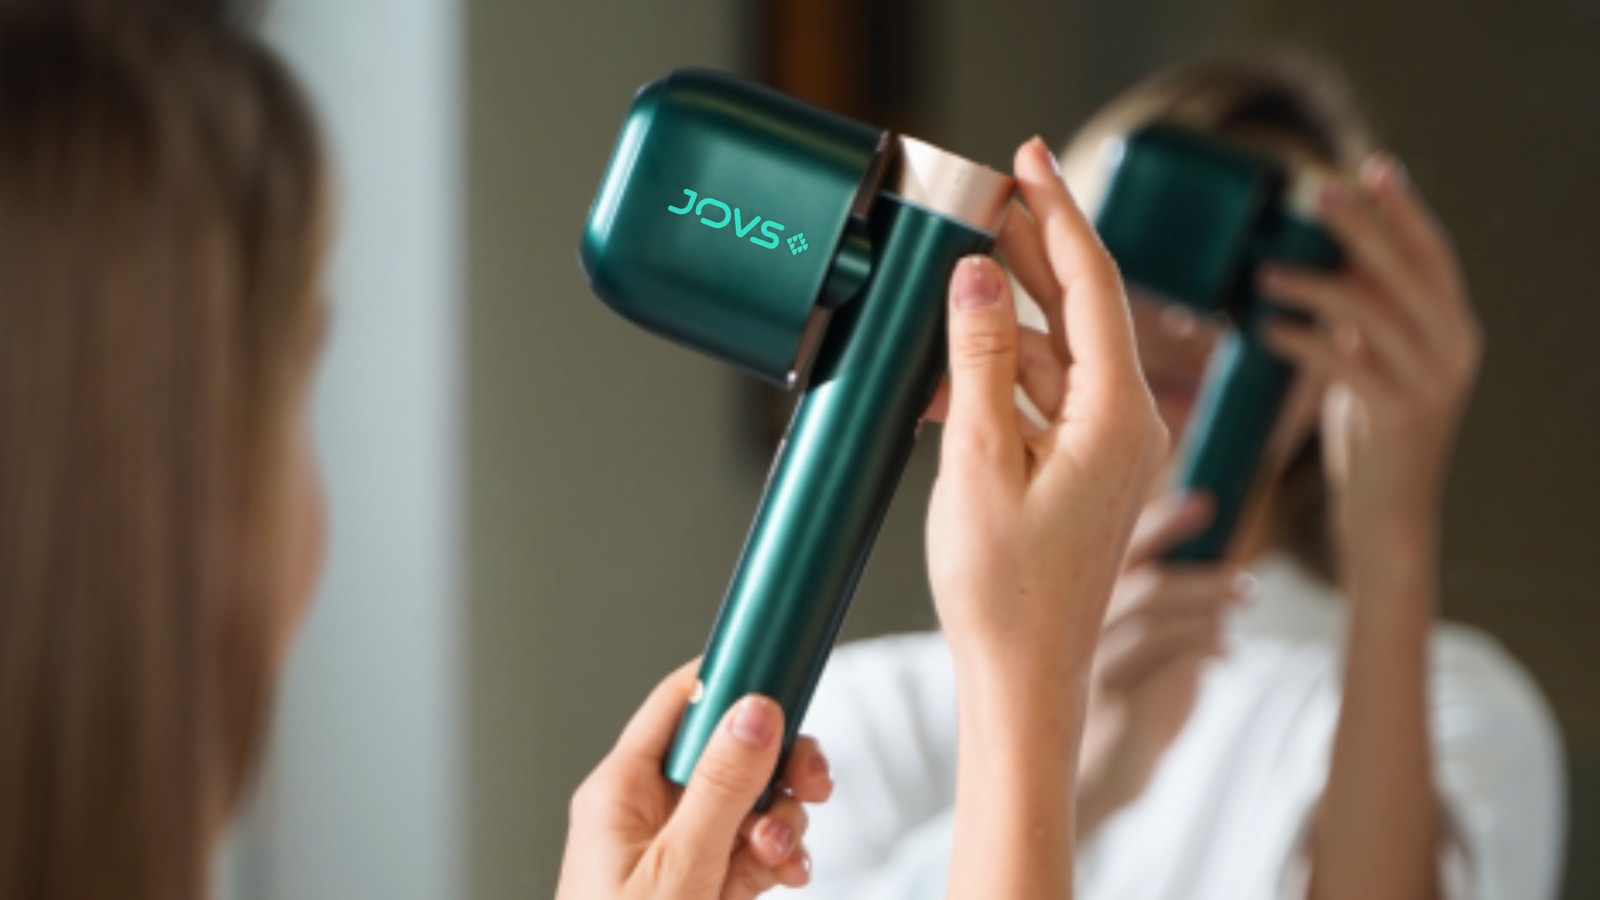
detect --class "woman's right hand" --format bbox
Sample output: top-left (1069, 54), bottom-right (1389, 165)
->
top-left (1076, 492), bottom-right (1251, 836)
top-left (924, 137), bottom-right (1168, 900)
top-left (926, 139), bottom-right (1168, 676)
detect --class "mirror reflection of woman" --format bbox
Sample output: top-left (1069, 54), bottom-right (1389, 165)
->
top-left (800, 53), bottom-right (1565, 900)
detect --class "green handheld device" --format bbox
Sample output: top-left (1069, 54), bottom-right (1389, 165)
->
top-left (1094, 124), bottom-right (1342, 563)
top-left (581, 70), bottom-right (1013, 789)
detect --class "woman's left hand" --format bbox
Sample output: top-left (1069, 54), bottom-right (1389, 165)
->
top-left (1260, 155), bottom-right (1482, 561)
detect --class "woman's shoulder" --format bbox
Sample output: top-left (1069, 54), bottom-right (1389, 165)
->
top-left (1428, 620), bottom-right (1563, 738)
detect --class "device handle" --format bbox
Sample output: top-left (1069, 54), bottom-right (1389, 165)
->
top-left (1161, 325), bottom-right (1295, 564)
top-left (663, 199), bottom-right (993, 798)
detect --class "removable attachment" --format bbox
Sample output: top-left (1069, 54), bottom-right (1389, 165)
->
top-left (581, 69), bottom-right (888, 384)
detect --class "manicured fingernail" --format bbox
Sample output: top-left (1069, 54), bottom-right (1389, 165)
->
top-left (954, 257), bottom-right (1002, 311)
top-left (1042, 138), bottom-right (1063, 175)
top-left (730, 696), bottom-right (779, 748)
top-left (757, 817), bottom-right (796, 858)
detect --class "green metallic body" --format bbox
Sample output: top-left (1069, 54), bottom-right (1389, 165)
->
top-left (581, 70), bottom-right (884, 385)
top-left (664, 199), bottom-right (992, 788)
top-left (581, 70), bottom-right (999, 796)
top-left (1096, 125), bottom-right (1342, 563)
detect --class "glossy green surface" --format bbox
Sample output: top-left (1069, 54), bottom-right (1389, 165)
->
top-left (664, 198), bottom-right (993, 790)
top-left (1097, 125), bottom-right (1341, 562)
top-left (581, 69), bottom-right (884, 383)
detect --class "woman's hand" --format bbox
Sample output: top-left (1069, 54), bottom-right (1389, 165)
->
top-left (1076, 492), bottom-right (1249, 837)
top-left (556, 662), bottom-right (833, 900)
top-left (1261, 155), bottom-right (1481, 580)
top-left (927, 140), bottom-right (1168, 676)
top-left (925, 137), bottom-right (1167, 900)
top-left (1261, 154), bottom-right (1473, 900)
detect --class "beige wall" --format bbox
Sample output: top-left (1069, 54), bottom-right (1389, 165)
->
top-left (464, 2), bottom-right (752, 895)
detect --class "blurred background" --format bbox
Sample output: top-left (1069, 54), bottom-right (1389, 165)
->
top-left (225, 0), bottom-right (1600, 897)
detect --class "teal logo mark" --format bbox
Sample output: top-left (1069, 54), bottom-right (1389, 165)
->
top-left (668, 188), bottom-right (786, 251)
top-left (786, 233), bottom-right (809, 256)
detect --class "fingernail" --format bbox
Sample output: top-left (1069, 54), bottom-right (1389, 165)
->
top-left (756, 817), bottom-right (796, 859)
top-left (954, 257), bottom-right (1002, 311)
top-left (730, 696), bottom-right (779, 748)
top-left (809, 747), bottom-right (832, 779)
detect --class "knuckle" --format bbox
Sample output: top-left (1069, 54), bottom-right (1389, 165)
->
top-left (568, 772), bottom-right (607, 824)
top-left (728, 860), bottom-right (774, 897)
top-left (693, 751), bottom-right (760, 801)
top-left (944, 423), bottom-right (1009, 465)
top-left (950, 327), bottom-right (1015, 369)
top-left (641, 841), bottom-right (719, 895)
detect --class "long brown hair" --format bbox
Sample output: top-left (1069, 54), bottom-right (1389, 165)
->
top-left (1062, 51), bottom-right (1377, 585)
top-left (0, 5), bottom-right (326, 898)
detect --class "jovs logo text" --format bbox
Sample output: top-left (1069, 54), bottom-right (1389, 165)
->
top-left (668, 189), bottom-right (787, 250)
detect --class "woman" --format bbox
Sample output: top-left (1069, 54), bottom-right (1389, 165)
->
top-left (0, 4), bottom-right (1165, 898)
top-left (800, 53), bottom-right (1566, 900)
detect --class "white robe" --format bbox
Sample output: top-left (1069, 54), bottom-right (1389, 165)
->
top-left (796, 555), bottom-right (1566, 900)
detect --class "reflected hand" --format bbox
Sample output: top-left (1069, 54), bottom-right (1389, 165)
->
top-left (1261, 156), bottom-right (1481, 580)
top-left (1076, 492), bottom-right (1250, 835)
top-left (555, 662), bottom-right (832, 900)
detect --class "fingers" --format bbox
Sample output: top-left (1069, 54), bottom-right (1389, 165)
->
top-left (721, 841), bottom-right (812, 900)
top-left (1124, 493), bottom-right (1216, 567)
top-left (1360, 154), bottom-right (1462, 301)
top-left (1098, 610), bottom-right (1229, 691)
top-left (1317, 179), bottom-right (1434, 334)
top-left (1105, 565), bottom-right (1249, 627)
top-left (737, 795), bottom-right (809, 868)
top-left (656, 696), bottom-right (785, 882)
top-left (1261, 319), bottom-right (1390, 409)
top-left (942, 255), bottom-right (1026, 477)
top-left (777, 735), bottom-right (833, 804)
top-left (999, 202), bottom-right (1068, 361)
top-left (1259, 266), bottom-right (1427, 389)
top-left (1361, 156), bottom-right (1483, 363)
top-left (1012, 136), bottom-right (1140, 378)
top-left (922, 327), bottom-right (1061, 427)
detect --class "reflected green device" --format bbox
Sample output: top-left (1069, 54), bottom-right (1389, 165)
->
top-left (581, 70), bottom-right (1013, 789)
top-left (1095, 124), bottom-right (1343, 562)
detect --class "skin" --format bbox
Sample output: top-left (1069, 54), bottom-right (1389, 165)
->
top-left (552, 137), bottom-right (1164, 900)
top-left (1063, 139), bottom-right (1480, 899)
top-left (926, 138), bottom-right (1167, 899)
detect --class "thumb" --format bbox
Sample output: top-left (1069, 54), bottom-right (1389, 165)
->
top-left (944, 255), bottom-right (1023, 467)
top-left (655, 696), bottom-right (784, 885)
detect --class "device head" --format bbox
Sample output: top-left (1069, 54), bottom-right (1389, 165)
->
top-left (1095, 123), bottom-right (1341, 323)
top-left (581, 69), bottom-right (888, 385)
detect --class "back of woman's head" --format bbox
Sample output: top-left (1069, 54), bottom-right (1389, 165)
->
top-left (0, 4), bottom-right (325, 897)
top-left (1063, 51), bottom-right (1377, 585)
